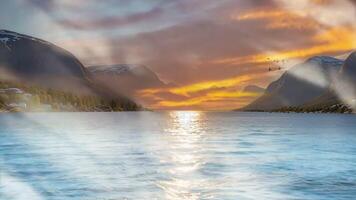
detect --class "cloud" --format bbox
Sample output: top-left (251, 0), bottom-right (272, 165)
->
top-left (58, 7), bottom-right (164, 30)
top-left (275, 0), bottom-right (356, 27)
top-left (167, 75), bottom-right (252, 96)
top-left (233, 8), bottom-right (323, 30)
top-left (213, 26), bottom-right (356, 65)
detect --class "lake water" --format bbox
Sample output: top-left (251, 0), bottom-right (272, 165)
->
top-left (0, 112), bottom-right (356, 200)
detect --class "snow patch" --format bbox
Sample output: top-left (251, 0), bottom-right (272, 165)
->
top-left (308, 56), bottom-right (344, 67)
top-left (0, 30), bottom-right (51, 46)
top-left (88, 64), bottom-right (147, 75)
top-left (0, 31), bottom-right (22, 50)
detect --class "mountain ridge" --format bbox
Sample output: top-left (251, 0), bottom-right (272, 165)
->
top-left (0, 29), bottom-right (92, 94)
top-left (242, 54), bottom-right (348, 111)
top-left (87, 64), bottom-right (167, 99)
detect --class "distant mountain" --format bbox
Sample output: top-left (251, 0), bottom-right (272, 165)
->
top-left (242, 85), bottom-right (265, 93)
top-left (242, 56), bottom-right (344, 111)
top-left (87, 64), bottom-right (166, 97)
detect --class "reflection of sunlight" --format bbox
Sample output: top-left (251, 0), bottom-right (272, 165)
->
top-left (157, 111), bottom-right (214, 200)
top-left (169, 111), bottom-right (203, 136)
top-left (174, 111), bottom-right (201, 130)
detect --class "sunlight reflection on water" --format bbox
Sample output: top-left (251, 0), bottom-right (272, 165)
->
top-left (157, 111), bottom-right (211, 200)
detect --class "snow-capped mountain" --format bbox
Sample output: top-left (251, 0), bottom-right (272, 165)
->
top-left (0, 30), bottom-right (51, 49)
top-left (88, 64), bottom-right (161, 81)
top-left (306, 56), bottom-right (344, 66)
top-left (87, 64), bottom-right (166, 97)
top-left (88, 65), bottom-right (134, 75)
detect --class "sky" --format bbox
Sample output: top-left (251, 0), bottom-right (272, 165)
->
top-left (1, 0), bottom-right (356, 110)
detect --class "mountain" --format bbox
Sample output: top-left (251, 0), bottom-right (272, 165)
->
top-left (242, 85), bottom-right (265, 93)
top-left (0, 30), bottom-right (140, 111)
top-left (242, 56), bottom-right (344, 111)
top-left (87, 64), bottom-right (166, 97)
top-left (0, 30), bottom-right (92, 93)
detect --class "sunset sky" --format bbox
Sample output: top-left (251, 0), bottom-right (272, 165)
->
top-left (1, 0), bottom-right (356, 110)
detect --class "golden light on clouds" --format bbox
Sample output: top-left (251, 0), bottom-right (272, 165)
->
top-left (169, 75), bottom-right (252, 96)
top-left (153, 91), bottom-right (260, 109)
top-left (139, 75), bottom-right (252, 97)
top-left (214, 26), bottom-right (356, 65)
top-left (311, 0), bottom-right (333, 5)
top-left (234, 10), bottom-right (293, 20)
top-left (232, 9), bottom-right (322, 30)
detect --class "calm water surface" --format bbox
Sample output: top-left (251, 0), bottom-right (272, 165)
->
top-left (0, 112), bottom-right (356, 200)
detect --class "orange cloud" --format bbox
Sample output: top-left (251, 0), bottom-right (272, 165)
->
top-left (234, 10), bottom-right (291, 20)
top-left (153, 91), bottom-right (260, 109)
top-left (169, 75), bottom-right (252, 96)
top-left (139, 74), bottom-right (253, 97)
top-left (232, 9), bottom-right (322, 30)
top-left (214, 26), bottom-right (356, 65)
top-left (310, 0), bottom-right (333, 5)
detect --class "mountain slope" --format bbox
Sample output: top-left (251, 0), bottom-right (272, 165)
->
top-left (242, 56), bottom-right (344, 111)
top-left (242, 85), bottom-right (265, 93)
top-left (0, 30), bottom-right (141, 111)
top-left (87, 64), bottom-right (166, 97)
top-left (0, 30), bottom-right (92, 93)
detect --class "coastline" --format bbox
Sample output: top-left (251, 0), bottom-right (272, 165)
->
top-left (241, 103), bottom-right (354, 114)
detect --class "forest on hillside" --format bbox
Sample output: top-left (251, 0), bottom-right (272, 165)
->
top-left (0, 81), bottom-right (141, 112)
